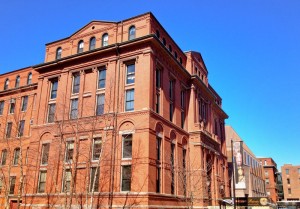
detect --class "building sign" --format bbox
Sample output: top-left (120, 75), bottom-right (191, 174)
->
top-left (235, 197), bottom-right (270, 206)
top-left (233, 141), bottom-right (245, 189)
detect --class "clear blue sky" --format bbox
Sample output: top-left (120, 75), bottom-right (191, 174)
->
top-left (1, 0), bottom-right (299, 169)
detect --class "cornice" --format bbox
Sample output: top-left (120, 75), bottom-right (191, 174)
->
top-left (0, 83), bottom-right (38, 96)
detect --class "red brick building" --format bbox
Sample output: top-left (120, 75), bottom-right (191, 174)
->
top-left (281, 164), bottom-right (300, 201)
top-left (0, 12), bottom-right (229, 209)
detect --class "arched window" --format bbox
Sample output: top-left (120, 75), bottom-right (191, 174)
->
top-left (4, 78), bottom-right (9, 90)
top-left (77, 40), bottom-right (84, 53)
top-left (156, 30), bottom-right (160, 39)
top-left (162, 38), bottom-right (166, 46)
top-left (15, 76), bottom-right (20, 88)
top-left (89, 37), bottom-right (96, 50)
top-left (128, 26), bottom-right (136, 40)
top-left (168, 45), bottom-right (172, 52)
top-left (27, 73), bottom-right (32, 85)
top-left (102, 33), bottom-right (108, 47)
top-left (56, 47), bottom-right (62, 60)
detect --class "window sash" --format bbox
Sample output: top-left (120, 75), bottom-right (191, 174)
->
top-left (13, 149), bottom-right (20, 165)
top-left (1, 150), bottom-right (7, 165)
top-left (27, 73), bottom-right (32, 85)
top-left (70, 99), bottom-right (78, 119)
top-left (96, 94), bottom-right (105, 115)
top-left (121, 165), bottom-right (131, 191)
top-left (6, 122), bottom-right (12, 138)
top-left (122, 135), bottom-right (132, 159)
top-left (15, 76), bottom-right (20, 88)
top-left (41, 143), bottom-right (50, 165)
top-left (102, 34), bottom-right (108, 46)
top-left (72, 74), bottom-right (80, 94)
top-left (0, 101), bottom-right (4, 115)
top-left (9, 103), bottom-right (15, 114)
top-left (89, 37), bottom-right (96, 50)
top-left (98, 69), bottom-right (106, 89)
top-left (90, 167), bottom-right (100, 192)
top-left (50, 80), bottom-right (58, 99)
top-left (92, 138), bottom-right (102, 161)
top-left (63, 170), bottom-right (71, 192)
top-left (48, 104), bottom-right (56, 123)
top-left (38, 171), bottom-right (47, 193)
top-left (129, 27), bottom-right (135, 40)
top-left (65, 142), bottom-right (74, 162)
top-left (9, 176), bottom-right (16, 194)
top-left (21, 96), bottom-right (28, 111)
top-left (126, 64), bottom-right (135, 84)
top-left (18, 120), bottom-right (25, 137)
top-left (56, 48), bottom-right (62, 59)
top-left (125, 89), bottom-right (134, 111)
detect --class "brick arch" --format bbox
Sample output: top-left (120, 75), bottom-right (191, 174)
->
top-left (119, 120), bottom-right (135, 132)
top-left (39, 131), bottom-right (54, 141)
top-left (181, 137), bottom-right (188, 149)
top-left (170, 130), bottom-right (176, 143)
top-left (155, 122), bottom-right (163, 138)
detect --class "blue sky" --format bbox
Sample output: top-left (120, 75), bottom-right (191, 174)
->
top-left (1, 0), bottom-right (299, 169)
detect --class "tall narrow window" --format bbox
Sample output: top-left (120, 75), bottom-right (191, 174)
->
top-left (6, 122), bottom-right (12, 138)
top-left (77, 40), bottom-right (84, 53)
top-left (169, 80), bottom-right (174, 122)
top-left (181, 90), bottom-right (185, 128)
top-left (41, 143), bottom-right (50, 165)
top-left (102, 33), bottom-right (108, 47)
top-left (0, 101), bottom-right (4, 115)
top-left (125, 89), bottom-right (134, 111)
top-left (155, 93), bottom-right (160, 114)
top-left (121, 165), bottom-right (131, 191)
top-left (128, 26), bottom-right (136, 40)
top-left (4, 79), bottom-right (9, 90)
top-left (183, 148), bottom-right (187, 196)
top-left (1, 149), bottom-right (7, 165)
top-left (92, 138), bottom-right (102, 161)
top-left (98, 68), bottom-right (106, 89)
top-left (63, 169), bottom-right (71, 192)
top-left (70, 99), bottom-right (78, 119)
top-left (288, 188), bottom-right (291, 194)
top-left (156, 69), bottom-right (161, 88)
top-left (50, 79), bottom-right (58, 99)
top-left (72, 73), bottom-right (80, 94)
top-left (47, 103), bottom-right (56, 123)
top-left (171, 143), bottom-right (175, 195)
top-left (13, 148), bottom-right (20, 165)
top-left (15, 76), bottom-right (20, 88)
top-left (90, 167), bottom-right (100, 192)
top-left (38, 171), bottom-right (47, 193)
top-left (65, 142), bottom-right (74, 163)
top-left (9, 99), bottom-right (15, 114)
top-left (56, 47), bottom-right (62, 60)
top-left (96, 94), bottom-right (105, 115)
top-left (156, 137), bottom-right (161, 161)
top-left (126, 64), bottom-right (135, 84)
top-left (27, 73), bottom-right (32, 85)
top-left (156, 136), bottom-right (161, 193)
top-left (122, 134), bottom-right (132, 159)
top-left (9, 176), bottom-right (16, 194)
top-left (89, 37), bottom-right (96, 50)
top-left (21, 96), bottom-right (28, 111)
top-left (286, 169), bottom-right (289, 175)
top-left (18, 120), bottom-right (25, 137)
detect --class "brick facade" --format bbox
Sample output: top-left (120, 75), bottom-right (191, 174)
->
top-left (281, 164), bottom-right (300, 201)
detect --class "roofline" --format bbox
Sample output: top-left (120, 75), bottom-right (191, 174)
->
top-left (0, 66), bottom-right (33, 76)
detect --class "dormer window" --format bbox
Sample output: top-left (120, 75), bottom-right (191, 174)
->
top-left (128, 26), bottom-right (136, 40)
top-left (15, 76), bottom-right (20, 88)
top-left (4, 79), bottom-right (9, 90)
top-left (102, 33), bottom-right (108, 47)
top-left (56, 47), bottom-right (62, 60)
top-left (27, 73), bottom-right (32, 85)
top-left (77, 40), bottom-right (84, 53)
top-left (89, 37), bottom-right (96, 50)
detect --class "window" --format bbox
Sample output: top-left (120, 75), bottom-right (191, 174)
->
top-left (89, 37), bottom-right (96, 50)
top-left (102, 33), bottom-right (108, 47)
top-left (183, 148), bottom-right (187, 196)
top-left (63, 169), bottom-right (71, 192)
top-left (98, 68), bottom-right (106, 89)
top-left (126, 64), bottom-right (135, 84)
top-left (121, 165), bottom-right (131, 191)
top-left (56, 47), bottom-right (62, 59)
top-left (156, 167), bottom-right (161, 193)
top-left (90, 167), bottom-right (100, 192)
top-left (15, 76), bottom-right (20, 88)
top-left (9, 176), bottom-right (16, 194)
top-left (155, 93), bottom-right (160, 114)
top-left (1, 150), bottom-right (7, 165)
top-left (266, 179), bottom-right (269, 184)
top-left (47, 104), bottom-right (56, 123)
top-left (156, 69), bottom-right (161, 89)
top-left (181, 90), bottom-right (185, 128)
top-left (288, 188), bottom-right (291, 194)
top-left (174, 52), bottom-right (178, 59)
top-left (4, 78), bottom-right (9, 90)
top-left (77, 40), bottom-right (84, 53)
top-left (125, 89), bottom-right (134, 111)
top-left (9, 99), bottom-right (15, 114)
top-left (21, 96), bottom-right (28, 111)
top-left (65, 141), bottom-right (74, 163)
top-left (156, 137), bottom-right (161, 161)
top-left (168, 45), bottom-right (172, 52)
top-left (6, 122), bottom-right (12, 138)
top-left (171, 143), bottom-right (175, 195)
top-left (156, 30), bottom-right (160, 39)
top-left (27, 73), bottom-right (32, 85)
top-left (298, 168), bottom-right (300, 174)
top-left (286, 169), bottom-right (290, 175)
top-left (13, 148), bottom-right (20, 165)
top-left (18, 120), bottom-right (25, 137)
top-left (38, 171), bottom-right (47, 193)
top-left (70, 99), bottom-right (78, 119)
top-left (50, 79), bottom-right (58, 99)
top-left (92, 138), bottom-right (102, 161)
top-left (0, 178), bottom-right (2, 191)
top-left (96, 94), bottom-right (105, 116)
top-left (128, 26), bottom-right (136, 40)
top-left (169, 80), bottom-right (174, 121)
top-left (72, 73), bottom-right (80, 94)
top-left (180, 57), bottom-right (183, 64)
top-left (41, 143), bottom-right (50, 165)
top-left (156, 136), bottom-right (161, 193)
top-left (122, 134), bottom-right (132, 159)
top-left (162, 38), bottom-right (166, 46)
top-left (0, 101), bottom-right (4, 115)
top-left (287, 178), bottom-right (290, 184)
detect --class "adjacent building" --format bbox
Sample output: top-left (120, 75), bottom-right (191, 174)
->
top-left (281, 164), bottom-right (300, 201)
top-left (0, 12), bottom-right (229, 209)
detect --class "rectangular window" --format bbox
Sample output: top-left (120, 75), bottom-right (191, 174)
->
top-left (98, 68), bottom-right (106, 89)
top-left (266, 179), bottom-right (269, 184)
top-left (41, 143), bottom-right (50, 165)
top-left (18, 120), bottom-right (25, 137)
top-left (121, 165), bottom-right (131, 191)
top-left (13, 148), bottom-right (20, 165)
top-left (181, 112), bottom-right (185, 129)
top-left (288, 188), bottom-right (291, 194)
top-left (126, 64), bottom-right (135, 84)
top-left (72, 73), bottom-right (80, 94)
top-left (171, 143), bottom-right (175, 195)
top-left (122, 134), bottom-right (132, 159)
top-left (47, 103), bottom-right (56, 123)
top-left (50, 79), bottom-right (58, 99)
top-left (169, 80), bottom-right (174, 100)
top-left (183, 149), bottom-right (187, 196)
top-left (9, 99), bottom-right (15, 114)
top-left (169, 103), bottom-right (174, 121)
top-left (286, 169), bottom-right (290, 175)
top-left (70, 99), bottom-right (78, 119)
top-left (0, 101), bottom-right (4, 115)
top-left (287, 178), bottom-right (290, 184)
top-left (298, 168), bottom-right (300, 174)
top-left (6, 122), bottom-right (12, 138)
top-left (1, 150), bottom-right (7, 165)
top-left (156, 137), bottom-right (161, 161)
top-left (90, 167), bottom-right (100, 192)
top-left (63, 169), bottom-right (71, 192)
top-left (156, 167), bottom-right (161, 193)
top-left (21, 96), bottom-right (28, 111)
top-left (65, 142), bottom-right (74, 163)
top-left (156, 69), bottom-right (161, 88)
top-left (155, 93), bottom-right (160, 114)
top-left (9, 176), bottom-right (16, 194)
top-left (125, 89), bottom-right (134, 111)
top-left (38, 170), bottom-right (47, 193)
top-left (96, 94), bottom-right (105, 115)
top-left (92, 138), bottom-right (102, 161)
